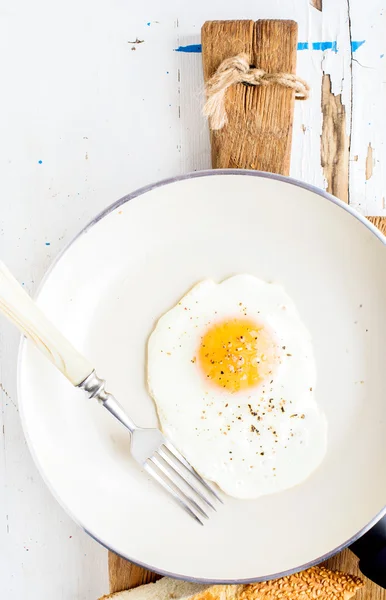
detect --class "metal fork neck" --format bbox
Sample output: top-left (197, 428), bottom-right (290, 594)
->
top-left (78, 371), bottom-right (137, 434)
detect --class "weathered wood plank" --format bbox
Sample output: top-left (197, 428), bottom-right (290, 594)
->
top-left (202, 19), bottom-right (298, 174)
top-left (321, 73), bottom-right (349, 204)
top-left (108, 553), bottom-right (159, 594)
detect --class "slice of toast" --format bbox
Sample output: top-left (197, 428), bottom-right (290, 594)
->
top-left (100, 567), bottom-right (364, 600)
top-left (99, 577), bottom-right (212, 600)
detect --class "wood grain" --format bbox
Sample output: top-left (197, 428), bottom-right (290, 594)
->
top-left (321, 73), bottom-right (349, 204)
top-left (108, 553), bottom-right (159, 594)
top-left (202, 20), bottom-right (298, 174)
top-left (310, 0), bottom-right (323, 11)
top-left (108, 548), bottom-right (386, 596)
top-left (367, 216), bottom-right (386, 235)
top-left (366, 144), bottom-right (374, 181)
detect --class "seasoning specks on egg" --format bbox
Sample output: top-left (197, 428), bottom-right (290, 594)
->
top-left (147, 275), bottom-right (327, 499)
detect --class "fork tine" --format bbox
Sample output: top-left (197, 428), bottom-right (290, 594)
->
top-left (158, 445), bottom-right (216, 511)
top-left (163, 441), bottom-right (224, 504)
top-left (155, 448), bottom-right (215, 511)
top-left (151, 453), bottom-right (209, 519)
top-left (144, 460), bottom-right (204, 525)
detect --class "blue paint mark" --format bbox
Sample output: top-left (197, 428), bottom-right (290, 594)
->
top-left (351, 40), bottom-right (365, 52)
top-left (38, 159), bottom-right (43, 164)
top-left (299, 41), bottom-right (337, 51)
top-left (175, 40), bottom-right (365, 53)
top-left (381, 54), bottom-right (385, 58)
top-left (147, 22), bottom-right (151, 26)
top-left (45, 242), bottom-right (51, 246)
top-left (175, 44), bottom-right (202, 53)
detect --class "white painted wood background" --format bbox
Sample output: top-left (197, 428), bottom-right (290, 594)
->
top-left (0, 0), bottom-right (385, 598)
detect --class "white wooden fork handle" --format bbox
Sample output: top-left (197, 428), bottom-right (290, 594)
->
top-left (0, 260), bottom-right (221, 523)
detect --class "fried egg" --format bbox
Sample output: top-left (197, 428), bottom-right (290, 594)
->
top-left (147, 275), bottom-right (327, 499)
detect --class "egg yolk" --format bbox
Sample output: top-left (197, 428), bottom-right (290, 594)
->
top-left (198, 318), bottom-right (279, 392)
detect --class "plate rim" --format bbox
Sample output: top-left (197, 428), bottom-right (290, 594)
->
top-left (17, 168), bottom-right (386, 583)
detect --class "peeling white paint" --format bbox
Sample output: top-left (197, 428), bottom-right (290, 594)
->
top-left (1, 0), bottom-right (385, 598)
top-left (349, 0), bottom-right (386, 215)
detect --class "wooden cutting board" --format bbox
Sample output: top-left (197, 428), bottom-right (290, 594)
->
top-left (107, 19), bottom-right (386, 600)
top-left (108, 549), bottom-right (385, 598)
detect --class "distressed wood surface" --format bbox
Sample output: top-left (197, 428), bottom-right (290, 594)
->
top-left (1, 1), bottom-right (386, 598)
top-left (321, 73), bottom-right (349, 203)
top-left (310, 0), bottom-right (323, 10)
top-left (202, 20), bottom-right (298, 174)
top-left (108, 549), bottom-right (386, 597)
top-left (108, 553), bottom-right (159, 594)
top-left (368, 216), bottom-right (386, 234)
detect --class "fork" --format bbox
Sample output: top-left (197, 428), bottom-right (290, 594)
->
top-left (0, 260), bottom-right (222, 524)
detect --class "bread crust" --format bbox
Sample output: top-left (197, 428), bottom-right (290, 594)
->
top-left (100, 567), bottom-right (364, 600)
top-left (189, 567), bottom-right (364, 600)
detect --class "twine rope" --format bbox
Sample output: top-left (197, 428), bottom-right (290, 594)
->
top-left (204, 53), bottom-right (310, 130)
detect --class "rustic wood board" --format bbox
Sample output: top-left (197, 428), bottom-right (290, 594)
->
top-left (108, 548), bottom-right (385, 596)
top-left (108, 553), bottom-right (160, 594)
top-left (107, 18), bottom-right (386, 599)
top-left (201, 19), bottom-right (298, 175)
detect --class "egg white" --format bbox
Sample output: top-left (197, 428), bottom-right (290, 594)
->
top-left (147, 275), bottom-right (327, 499)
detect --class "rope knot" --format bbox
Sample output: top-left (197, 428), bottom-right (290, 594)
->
top-left (203, 53), bottom-right (310, 130)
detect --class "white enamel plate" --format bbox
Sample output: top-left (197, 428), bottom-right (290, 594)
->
top-left (18, 171), bottom-right (386, 582)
